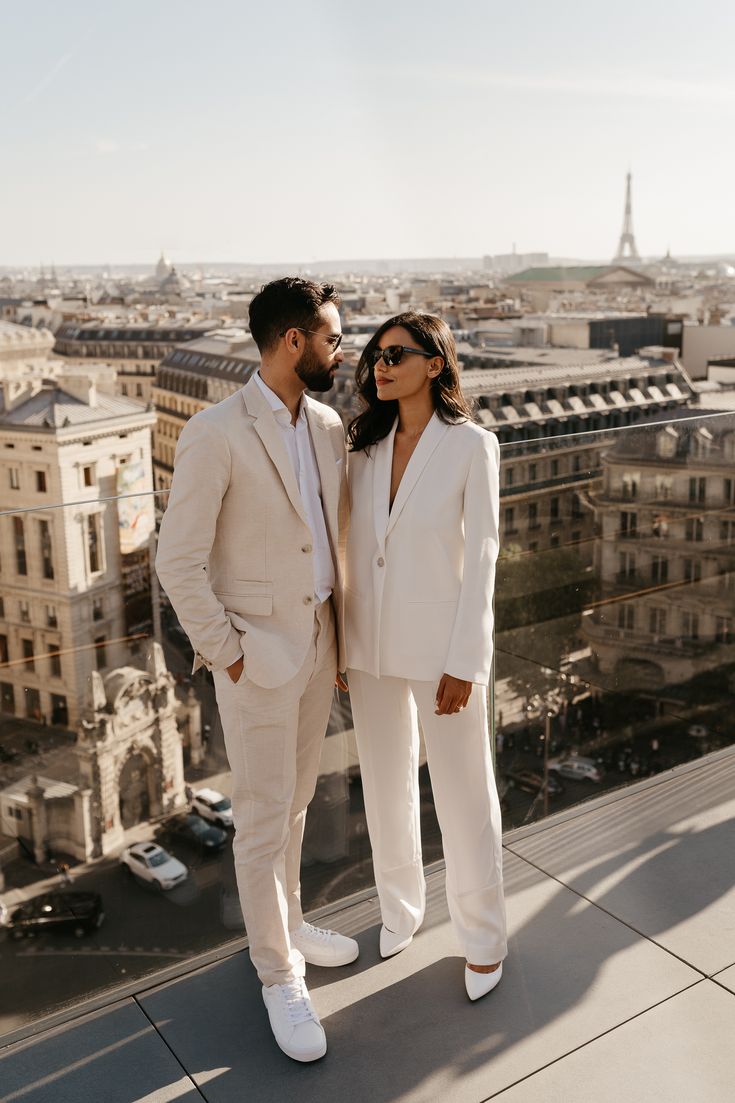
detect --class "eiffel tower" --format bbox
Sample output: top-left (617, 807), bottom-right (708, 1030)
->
top-left (613, 172), bottom-right (640, 263)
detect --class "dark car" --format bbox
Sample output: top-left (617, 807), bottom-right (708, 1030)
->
top-left (3, 891), bottom-right (104, 939)
top-left (503, 769), bottom-right (565, 797)
top-left (157, 813), bottom-right (227, 856)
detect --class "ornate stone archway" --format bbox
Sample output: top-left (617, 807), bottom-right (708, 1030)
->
top-left (75, 642), bottom-right (187, 856)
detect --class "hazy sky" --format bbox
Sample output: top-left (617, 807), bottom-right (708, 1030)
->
top-left (3, 0), bottom-right (734, 266)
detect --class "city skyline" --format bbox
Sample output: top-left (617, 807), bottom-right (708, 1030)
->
top-left (4, 248), bottom-right (735, 280)
top-left (3, 0), bottom-right (735, 267)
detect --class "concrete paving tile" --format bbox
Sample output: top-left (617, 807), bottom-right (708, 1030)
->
top-left (139, 852), bottom-right (697, 1103)
top-left (713, 964), bottom-right (735, 995)
top-left (0, 999), bottom-right (200, 1103)
top-left (493, 980), bottom-right (735, 1102)
top-left (507, 752), bottom-right (735, 976)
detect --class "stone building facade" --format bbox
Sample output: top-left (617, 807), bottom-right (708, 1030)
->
top-left (585, 412), bottom-right (735, 692)
top-left (0, 328), bottom-right (156, 729)
top-left (152, 328), bottom-right (260, 491)
top-left (54, 320), bottom-right (216, 408)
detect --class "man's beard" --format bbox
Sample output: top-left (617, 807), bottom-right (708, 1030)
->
top-left (295, 345), bottom-right (335, 392)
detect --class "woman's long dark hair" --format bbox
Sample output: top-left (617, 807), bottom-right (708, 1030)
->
top-left (347, 312), bottom-right (474, 452)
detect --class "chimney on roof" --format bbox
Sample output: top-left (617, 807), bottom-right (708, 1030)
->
top-left (2, 378), bottom-right (44, 412)
top-left (58, 374), bottom-right (98, 407)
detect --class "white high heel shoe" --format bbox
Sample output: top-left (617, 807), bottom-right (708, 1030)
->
top-left (465, 961), bottom-right (503, 1001)
top-left (379, 925), bottom-right (414, 958)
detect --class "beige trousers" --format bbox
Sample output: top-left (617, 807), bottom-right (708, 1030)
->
top-left (348, 669), bottom-right (507, 965)
top-left (214, 600), bottom-right (337, 987)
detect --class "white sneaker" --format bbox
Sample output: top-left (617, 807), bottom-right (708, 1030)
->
top-left (291, 921), bottom-right (359, 967)
top-left (262, 977), bottom-right (326, 1062)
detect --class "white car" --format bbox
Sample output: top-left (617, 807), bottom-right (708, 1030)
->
top-left (549, 756), bottom-right (603, 783)
top-left (121, 843), bottom-right (188, 890)
top-left (192, 788), bottom-right (234, 829)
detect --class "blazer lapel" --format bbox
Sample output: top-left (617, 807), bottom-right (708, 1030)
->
top-left (386, 414), bottom-right (449, 537)
top-left (304, 399), bottom-right (339, 548)
top-left (241, 378), bottom-right (308, 527)
top-left (373, 419), bottom-right (397, 551)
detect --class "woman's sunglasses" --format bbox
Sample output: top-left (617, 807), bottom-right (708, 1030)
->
top-left (368, 344), bottom-right (435, 368)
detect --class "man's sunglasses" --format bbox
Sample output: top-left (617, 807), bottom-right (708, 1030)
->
top-left (281, 326), bottom-right (343, 350)
top-left (368, 344), bottom-right (435, 368)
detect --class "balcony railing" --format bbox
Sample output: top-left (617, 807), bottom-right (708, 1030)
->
top-left (583, 619), bottom-right (718, 658)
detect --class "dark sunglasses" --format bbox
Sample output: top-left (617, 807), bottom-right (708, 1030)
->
top-left (280, 327), bottom-right (343, 350)
top-left (368, 344), bottom-right (435, 368)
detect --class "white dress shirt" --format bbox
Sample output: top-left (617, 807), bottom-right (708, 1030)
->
top-left (254, 371), bottom-right (335, 603)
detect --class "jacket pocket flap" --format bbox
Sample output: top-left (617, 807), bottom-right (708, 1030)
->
top-left (214, 590), bottom-right (273, 616)
top-left (215, 579), bottom-right (273, 595)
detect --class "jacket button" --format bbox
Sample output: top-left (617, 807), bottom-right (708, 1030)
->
top-left (377, 557), bottom-right (385, 567)
top-left (302, 544), bottom-right (312, 553)
top-left (303, 595), bottom-right (313, 605)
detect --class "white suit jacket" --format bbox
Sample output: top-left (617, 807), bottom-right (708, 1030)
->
top-left (155, 375), bottom-right (348, 689)
top-left (344, 414), bottom-right (500, 685)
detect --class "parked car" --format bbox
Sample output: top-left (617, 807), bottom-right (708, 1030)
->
top-left (504, 769), bottom-right (565, 797)
top-left (192, 788), bottom-right (234, 829)
top-left (549, 756), bottom-right (604, 783)
top-left (120, 843), bottom-right (188, 890)
top-left (157, 813), bottom-right (227, 856)
top-left (1, 891), bottom-right (104, 939)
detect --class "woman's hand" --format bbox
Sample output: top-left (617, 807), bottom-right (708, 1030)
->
top-left (435, 674), bottom-right (472, 716)
top-left (336, 672), bottom-right (349, 693)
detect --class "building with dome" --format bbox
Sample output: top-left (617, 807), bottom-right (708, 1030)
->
top-left (155, 252), bottom-right (172, 281)
top-left (158, 265), bottom-right (191, 303)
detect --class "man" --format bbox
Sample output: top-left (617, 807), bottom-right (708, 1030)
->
top-left (156, 277), bottom-right (357, 1063)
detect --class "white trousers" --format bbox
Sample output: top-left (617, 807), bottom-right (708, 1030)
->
top-left (214, 600), bottom-right (337, 987)
top-left (348, 669), bottom-right (507, 965)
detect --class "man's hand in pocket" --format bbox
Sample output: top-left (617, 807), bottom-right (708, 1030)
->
top-left (227, 656), bottom-right (244, 684)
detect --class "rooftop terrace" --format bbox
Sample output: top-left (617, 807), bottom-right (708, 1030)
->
top-left (3, 745), bottom-right (734, 1102)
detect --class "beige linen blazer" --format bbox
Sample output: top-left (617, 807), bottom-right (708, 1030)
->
top-left (155, 375), bottom-right (348, 689)
top-left (344, 414), bottom-right (500, 684)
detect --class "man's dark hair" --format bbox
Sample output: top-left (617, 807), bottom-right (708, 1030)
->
top-left (248, 277), bottom-right (341, 353)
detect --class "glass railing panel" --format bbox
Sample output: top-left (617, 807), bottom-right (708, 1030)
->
top-left (0, 489), bottom-right (446, 1036)
top-left (495, 410), bottom-right (735, 827)
top-left (2, 410), bottom-right (732, 1036)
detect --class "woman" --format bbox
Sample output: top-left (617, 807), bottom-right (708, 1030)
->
top-left (344, 312), bottom-right (507, 1000)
